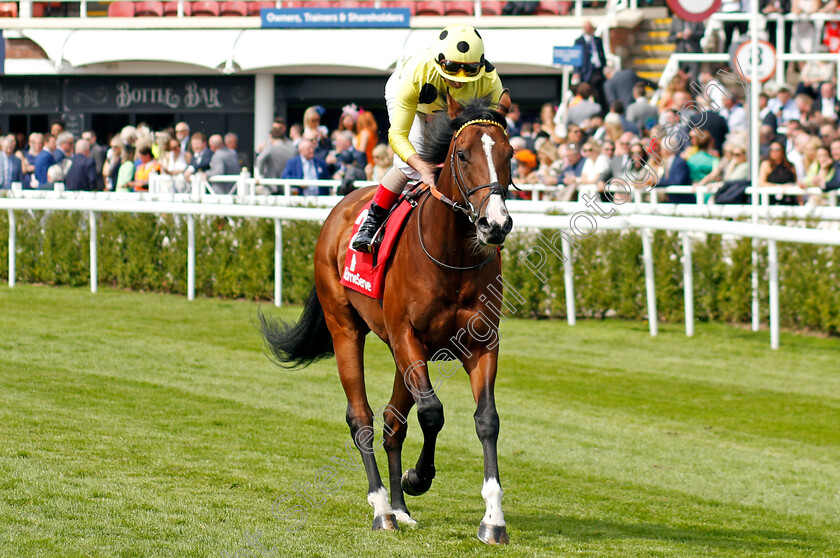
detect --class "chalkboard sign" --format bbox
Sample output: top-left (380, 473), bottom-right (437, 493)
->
top-left (63, 112), bottom-right (85, 137)
top-left (63, 77), bottom-right (254, 113)
top-left (0, 78), bottom-right (61, 114)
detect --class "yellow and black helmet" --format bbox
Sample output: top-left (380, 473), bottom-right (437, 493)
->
top-left (433, 24), bottom-right (487, 83)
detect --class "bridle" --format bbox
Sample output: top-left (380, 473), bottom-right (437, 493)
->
top-left (427, 118), bottom-right (508, 224)
top-left (418, 118), bottom-right (509, 271)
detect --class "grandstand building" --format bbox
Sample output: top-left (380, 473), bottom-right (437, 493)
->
top-left (0, 0), bottom-right (648, 151)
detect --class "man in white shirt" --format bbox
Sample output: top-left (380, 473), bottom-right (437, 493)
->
top-left (766, 86), bottom-right (801, 124)
top-left (175, 122), bottom-right (191, 154)
top-left (573, 20), bottom-right (607, 111)
top-left (816, 82), bottom-right (840, 120)
top-left (281, 138), bottom-right (329, 195)
top-left (720, 95), bottom-right (747, 133)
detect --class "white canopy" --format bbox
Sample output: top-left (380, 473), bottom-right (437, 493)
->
top-left (22, 27), bottom-right (578, 75)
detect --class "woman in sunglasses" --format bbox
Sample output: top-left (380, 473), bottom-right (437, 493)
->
top-left (352, 23), bottom-right (510, 252)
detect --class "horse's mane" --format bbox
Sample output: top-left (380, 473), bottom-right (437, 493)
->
top-left (419, 96), bottom-right (507, 166)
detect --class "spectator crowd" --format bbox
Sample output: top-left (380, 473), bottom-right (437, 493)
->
top-left (3, 11), bottom-right (840, 205)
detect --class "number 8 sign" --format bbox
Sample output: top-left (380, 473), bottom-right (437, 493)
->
top-left (733, 39), bottom-right (777, 83)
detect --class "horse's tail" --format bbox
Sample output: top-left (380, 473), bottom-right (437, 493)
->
top-left (258, 286), bottom-right (334, 369)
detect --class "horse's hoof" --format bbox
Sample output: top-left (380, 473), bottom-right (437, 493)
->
top-left (401, 468), bottom-right (434, 496)
top-left (478, 522), bottom-right (509, 545)
top-left (372, 513), bottom-right (399, 531)
top-left (393, 508), bottom-right (417, 527)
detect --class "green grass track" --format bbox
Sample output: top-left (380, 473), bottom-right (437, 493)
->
top-left (1, 285), bottom-right (838, 557)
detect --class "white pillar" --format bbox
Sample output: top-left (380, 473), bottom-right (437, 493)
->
top-left (187, 215), bottom-right (195, 301)
top-left (19, 0), bottom-right (32, 18)
top-left (254, 74), bottom-right (275, 157)
top-left (750, 0), bottom-right (761, 332)
top-left (641, 228), bottom-right (657, 337)
top-left (89, 211), bottom-right (97, 294)
top-left (681, 232), bottom-right (694, 337)
top-left (768, 239), bottom-right (779, 350)
top-left (775, 15), bottom-right (785, 86)
top-left (752, 239), bottom-right (760, 331)
top-left (561, 234), bottom-right (575, 326)
top-left (274, 218), bottom-right (282, 307)
top-left (7, 209), bottom-right (15, 288)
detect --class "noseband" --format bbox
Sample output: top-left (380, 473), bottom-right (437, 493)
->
top-left (428, 118), bottom-right (508, 224)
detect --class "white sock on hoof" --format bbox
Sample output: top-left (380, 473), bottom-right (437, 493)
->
top-left (393, 509), bottom-right (417, 526)
top-left (367, 486), bottom-right (393, 518)
top-left (480, 478), bottom-right (506, 527)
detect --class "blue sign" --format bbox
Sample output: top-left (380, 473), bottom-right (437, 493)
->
top-left (261, 8), bottom-right (411, 28)
top-left (553, 46), bottom-right (583, 68)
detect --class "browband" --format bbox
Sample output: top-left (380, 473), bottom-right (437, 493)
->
top-left (453, 118), bottom-right (506, 139)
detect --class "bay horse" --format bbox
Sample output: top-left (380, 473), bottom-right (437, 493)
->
top-left (259, 94), bottom-right (514, 544)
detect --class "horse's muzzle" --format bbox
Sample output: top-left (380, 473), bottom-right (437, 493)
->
top-left (476, 215), bottom-right (513, 246)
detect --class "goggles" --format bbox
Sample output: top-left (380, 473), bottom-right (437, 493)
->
top-left (439, 59), bottom-right (482, 78)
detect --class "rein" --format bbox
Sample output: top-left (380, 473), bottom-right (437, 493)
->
top-left (416, 191), bottom-right (498, 271)
top-left (417, 118), bottom-right (507, 271)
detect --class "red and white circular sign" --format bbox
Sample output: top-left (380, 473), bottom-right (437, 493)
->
top-left (666, 0), bottom-right (721, 23)
top-left (733, 39), bottom-right (777, 83)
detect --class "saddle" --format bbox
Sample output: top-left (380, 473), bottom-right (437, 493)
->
top-left (339, 184), bottom-right (428, 299)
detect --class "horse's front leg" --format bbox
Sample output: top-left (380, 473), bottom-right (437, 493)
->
top-left (390, 329), bottom-right (442, 500)
top-left (467, 349), bottom-right (509, 545)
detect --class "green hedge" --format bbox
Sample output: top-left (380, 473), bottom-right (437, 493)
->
top-left (1, 211), bottom-right (838, 335)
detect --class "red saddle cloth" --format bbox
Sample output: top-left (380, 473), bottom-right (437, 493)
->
top-left (340, 198), bottom-right (415, 299)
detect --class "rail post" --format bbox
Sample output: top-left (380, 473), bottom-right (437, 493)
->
top-left (682, 232), bottom-right (694, 337)
top-left (7, 209), bottom-right (15, 288)
top-left (641, 227), bottom-right (658, 336)
top-left (561, 234), bottom-right (576, 326)
top-left (274, 218), bottom-right (282, 307)
top-left (187, 214), bottom-right (195, 301)
top-left (89, 211), bottom-right (97, 294)
top-left (768, 239), bottom-right (779, 349)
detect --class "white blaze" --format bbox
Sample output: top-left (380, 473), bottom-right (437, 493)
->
top-left (480, 132), bottom-right (509, 228)
top-left (481, 477), bottom-right (506, 526)
top-left (481, 133), bottom-right (499, 183)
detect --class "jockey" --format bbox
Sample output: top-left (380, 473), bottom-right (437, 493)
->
top-left (351, 23), bottom-right (507, 252)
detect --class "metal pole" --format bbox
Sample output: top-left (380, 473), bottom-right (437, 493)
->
top-left (7, 209), bottom-right (15, 288)
top-left (561, 234), bottom-right (575, 326)
top-left (89, 211), bottom-right (97, 294)
top-left (641, 227), bottom-right (658, 336)
top-left (775, 15), bottom-right (785, 86)
top-left (682, 232), bottom-right (694, 337)
top-left (187, 214), bottom-right (195, 301)
top-left (768, 239), bottom-right (779, 349)
top-left (274, 218), bottom-right (282, 308)
top-left (751, 0), bottom-right (761, 332)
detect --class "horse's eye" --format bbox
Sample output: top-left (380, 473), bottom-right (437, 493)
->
top-left (457, 151), bottom-right (467, 162)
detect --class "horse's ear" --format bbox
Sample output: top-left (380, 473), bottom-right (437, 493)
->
top-left (496, 89), bottom-right (511, 117)
top-left (446, 92), bottom-right (464, 119)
